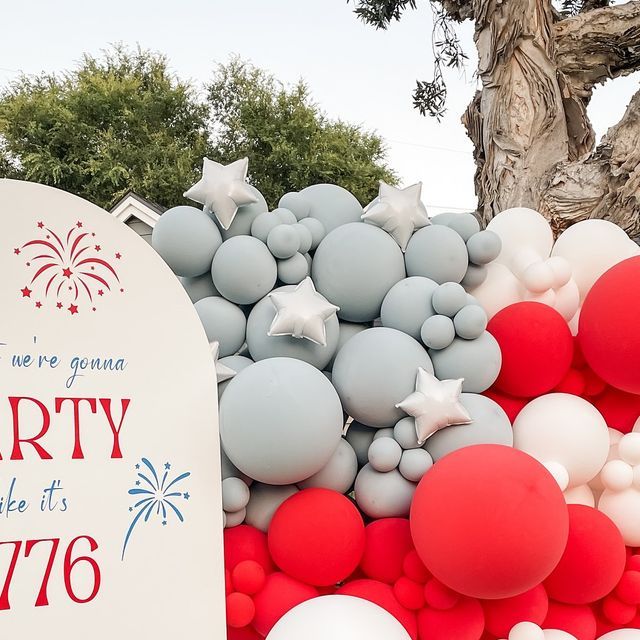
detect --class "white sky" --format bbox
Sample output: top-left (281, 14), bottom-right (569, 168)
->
top-left (1, 0), bottom-right (638, 214)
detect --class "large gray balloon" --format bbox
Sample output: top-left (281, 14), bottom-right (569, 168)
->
top-left (151, 205), bottom-right (222, 277)
top-left (194, 296), bottom-right (246, 356)
top-left (380, 276), bottom-right (438, 341)
top-left (211, 236), bottom-right (277, 305)
top-left (220, 185), bottom-right (268, 240)
top-left (429, 332), bottom-right (502, 392)
top-left (345, 421), bottom-right (377, 467)
top-left (219, 358), bottom-right (344, 484)
top-left (312, 223), bottom-right (406, 322)
top-left (332, 327), bottom-right (433, 427)
top-left (354, 464), bottom-right (416, 518)
top-left (246, 287), bottom-right (339, 370)
top-left (179, 272), bottom-right (219, 303)
top-left (446, 213), bottom-right (480, 242)
top-left (327, 321), bottom-right (369, 370)
top-left (405, 225), bottom-right (469, 284)
top-left (217, 355), bottom-right (254, 398)
top-left (424, 392), bottom-right (513, 461)
top-left (299, 439), bottom-right (358, 493)
top-left (245, 483), bottom-right (299, 532)
top-left (299, 184), bottom-right (363, 233)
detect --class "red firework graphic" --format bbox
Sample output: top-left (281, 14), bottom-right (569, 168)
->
top-left (15, 220), bottom-right (124, 314)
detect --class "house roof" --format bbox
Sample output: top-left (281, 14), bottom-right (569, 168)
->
top-left (109, 190), bottom-right (166, 228)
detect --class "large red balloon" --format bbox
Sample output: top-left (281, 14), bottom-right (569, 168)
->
top-left (487, 302), bottom-right (573, 398)
top-left (268, 488), bottom-right (365, 586)
top-left (544, 505), bottom-right (626, 604)
top-left (580, 256), bottom-right (640, 394)
top-left (482, 584), bottom-right (548, 638)
top-left (410, 445), bottom-right (569, 599)
top-left (360, 518), bottom-right (414, 584)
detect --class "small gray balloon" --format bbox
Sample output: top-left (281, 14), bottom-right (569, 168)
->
top-left (299, 217), bottom-right (326, 250)
top-left (393, 417), bottom-right (421, 449)
top-left (221, 185), bottom-right (268, 239)
top-left (331, 327), bottom-right (433, 427)
top-left (179, 273), bottom-right (219, 303)
top-left (446, 213), bottom-right (480, 242)
top-left (453, 304), bottom-right (488, 339)
top-left (211, 236), bottom-right (277, 305)
top-left (466, 230), bottom-right (502, 265)
top-left (225, 507), bottom-right (246, 528)
top-left (194, 296), bottom-right (246, 356)
top-left (267, 224), bottom-right (301, 259)
top-left (299, 439), bottom-right (358, 493)
top-left (431, 282), bottom-right (468, 317)
top-left (251, 211), bottom-right (281, 242)
top-left (292, 224), bottom-right (313, 254)
top-left (373, 427), bottom-right (396, 440)
top-left (354, 464), bottom-right (416, 518)
top-left (420, 315), bottom-right (455, 350)
top-left (424, 392), bottom-right (513, 461)
top-left (222, 477), bottom-right (251, 513)
top-left (398, 448), bottom-right (433, 482)
top-left (368, 437), bottom-right (402, 472)
top-left (245, 483), bottom-right (299, 532)
top-left (277, 253), bottom-right (310, 285)
top-left (312, 223), bottom-right (406, 322)
top-left (218, 355), bottom-right (254, 398)
top-left (220, 358), bottom-right (344, 484)
top-left (152, 206), bottom-right (222, 277)
top-left (345, 421), bottom-right (377, 467)
top-left (273, 207), bottom-right (298, 225)
top-left (461, 263), bottom-right (488, 289)
top-left (299, 184), bottom-right (363, 233)
top-left (380, 276), bottom-right (438, 341)
top-left (327, 321), bottom-right (368, 370)
top-left (278, 192), bottom-right (311, 220)
top-left (429, 332), bottom-right (502, 392)
top-left (405, 225), bottom-right (469, 284)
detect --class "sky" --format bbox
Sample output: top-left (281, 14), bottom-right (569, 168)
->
top-left (1, 0), bottom-right (638, 214)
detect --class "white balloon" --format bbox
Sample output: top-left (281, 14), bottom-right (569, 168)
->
top-left (513, 393), bottom-right (609, 487)
top-left (551, 219), bottom-right (640, 300)
top-left (601, 460), bottom-right (634, 492)
top-left (468, 262), bottom-right (523, 319)
top-left (598, 487), bottom-right (640, 546)
top-left (503, 622), bottom-right (577, 640)
top-left (544, 461), bottom-right (570, 491)
top-left (597, 629), bottom-right (640, 639)
top-left (619, 433), bottom-right (640, 466)
top-left (553, 280), bottom-right (580, 322)
top-left (522, 261), bottom-right (555, 293)
top-left (546, 256), bottom-right (572, 288)
top-left (563, 484), bottom-right (595, 507)
top-left (589, 428), bottom-right (624, 494)
top-left (266, 595), bottom-right (411, 640)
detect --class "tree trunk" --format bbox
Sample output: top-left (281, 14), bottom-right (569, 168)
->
top-left (459, 0), bottom-right (640, 237)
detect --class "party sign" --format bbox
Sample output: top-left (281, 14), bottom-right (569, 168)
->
top-left (0, 180), bottom-right (224, 637)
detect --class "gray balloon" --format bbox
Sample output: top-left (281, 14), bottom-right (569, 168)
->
top-left (277, 253), bottom-right (310, 285)
top-left (278, 192), bottom-right (311, 220)
top-left (327, 321), bottom-right (368, 370)
top-left (211, 236), bottom-right (277, 305)
top-left (218, 355), bottom-right (254, 398)
top-left (354, 464), bottom-right (416, 518)
top-left (312, 223), bottom-right (406, 322)
top-left (273, 207), bottom-right (298, 225)
top-left (429, 332), bottom-right (502, 392)
top-left (299, 439), bottom-right (358, 493)
top-left (225, 507), bottom-right (247, 528)
top-left (222, 477), bottom-right (251, 513)
top-left (219, 358), bottom-right (344, 484)
top-left (251, 211), bottom-right (281, 243)
top-left (453, 304), bottom-right (488, 339)
top-left (431, 213), bottom-right (458, 226)
top-left (299, 184), bottom-right (363, 233)
top-left (194, 296), bottom-right (246, 356)
top-left (179, 273), bottom-right (219, 303)
top-left (245, 483), bottom-right (299, 532)
top-left (399, 448), bottom-right (433, 482)
top-left (405, 225), bottom-right (469, 284)
top-left (152, 205), bottom-right (222, 277)
top-left (221, 185), bottom-right (268, 239)
top-left (292, 224), bottom-right (313, 254)
top-left (373, 427), bottom-right (396, 440)
top-left (368, 437), bottom-right (402, 472)
top-left (299, 217), bottom-right (326, 250)
top-left (246, 287), bottom-right (339, 369)
top-left (466, 230), bottom-right (502, 265)
top-left (345, 421), bottom-right (377, 467)
top-left (222, 444), bottom-right (242, 480)
top-left (424, 392), bottom-right (513, 461)
top-left (267, 224), bottom-right (301, 259)
top-left (380, 276), bottom-right (438, 341)
top-left (331, 327), bottom-right (433, 427)
top-left (393, 417), bottom-right (421, 449)
top-left (446, 213), bottom-right (480, 242)
top-left (431, 283), bottom-right (468, 317)
top-left (461, 263), bottom-right (488, 288)
top-left (420, 315), bottom-right (455, 350)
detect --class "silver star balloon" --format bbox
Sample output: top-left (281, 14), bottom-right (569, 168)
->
top-left (396, 367), bottom-right (472, 445)
top-left (268, 277), bottom-right (340, 346)
top-left (210, 341), bottom-right (237, 384)
top-left (362, 181), bottom-right (430, 251)
top-left (184, 157), bottom-right (257, 230)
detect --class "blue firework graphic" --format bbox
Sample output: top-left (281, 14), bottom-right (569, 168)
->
top-left (121, 458), bottom-right (191, 560)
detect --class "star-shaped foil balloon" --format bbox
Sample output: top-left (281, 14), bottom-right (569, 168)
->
top-left (361, 181), bottom-right (430, 251)
top-left (396, 367), bottom-right (472, 444)
top-left (268, 277), bottom-right (340, 346)
top-left (184, 157), bottom-right (257, 230)
top-left (210, 341), bottom-right (237, 384)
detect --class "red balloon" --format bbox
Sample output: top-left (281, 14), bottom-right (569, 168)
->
top-left (580, 256), bottom-right (640, 394)
top-left (424, 578), bottom-right (460, 610)
top-left (394, 577), bottom-right (425, 610)
top-left (233, 560), bottom-right (266, 596)
top-left (592, 386), bottom-right (640, 434)
top-left (226, 592), bottom-right (256, 628)
top-left (268, 488), bottom-right (365, 586)
top-left (488, 302), bottom-right (573, 397)
top-left (337, 578), bottom-right (418, 640)
top-left (227, 626), bottom-right (263, 640)
top-left (224, 525), bottom-right (274, 573)
top-left (543, 602), bottom-right (596, 640)
top-left (544, 505), bottom-right (626, 604)
top-left (482, 388), bottom-right (527, 423)
top-left (417, 597), bottom-right (485, 640)
top-left (582, 368), bottom-right (607, 398)
top-left (617, 571), bottom-right (640, 605)
top-left (410, 445), bottom-right (569, 599)
top-left (482, 584), bottom-right (548, 638)
top-left (360, 518), bottom-right (414, 584)
top-left (554, 368), bottom-right (587, 396)
top-left (252, 572), bottom-right (317, 637)
top-left (602, 593), bottom-right (637, 625)
top-left (403, 550), bottom-right (430, 584)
